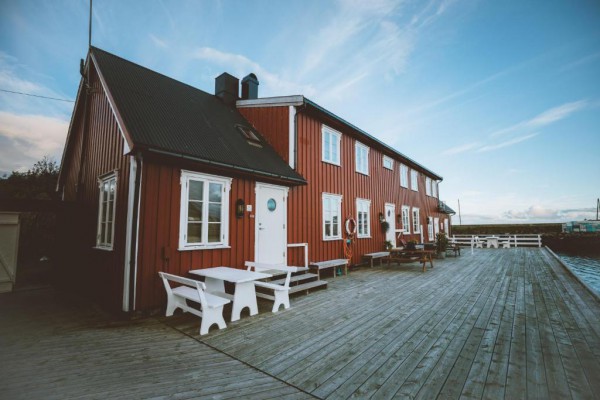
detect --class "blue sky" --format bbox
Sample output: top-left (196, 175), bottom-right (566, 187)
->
top-left (1, 0), bottom-right (599, 224)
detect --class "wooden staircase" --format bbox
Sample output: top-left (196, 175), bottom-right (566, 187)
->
top-left (268, 267), bottom-right (328, 295)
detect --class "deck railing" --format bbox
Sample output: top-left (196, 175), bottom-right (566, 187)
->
top-left (451, 234), bottom-right (542, 248)
top-left (287, 243), bottom-right (308, 269)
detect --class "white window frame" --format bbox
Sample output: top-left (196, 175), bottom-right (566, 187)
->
top-left (179, 170), bottom-right (232, 250)
top-left (322, 125), bottom-right (341, 166)
top-left (427, 217), bottom-right (434, 242)
top-left (322, 193), bottom-right (342, 241)
top-left (356, 198), bottom-right (371, 238)
top-left (383, 155), bottom-right (394, 170)
top-left (411, 169), bottom-right (419, 192)
top-left (401, 205), bottom-right (411, 233)
top-left (96, 172), bottom-right (118, 250)
top-left (426, 177), bottom-right (432, 196)
top-left (400, 164), bottom-right (408, 188)
top-left (432, 181), bottom-right (438, 198)
top-left (412, 207), bottom-right (421, 233)
top-left (355, 142), bottom-right (369, 175)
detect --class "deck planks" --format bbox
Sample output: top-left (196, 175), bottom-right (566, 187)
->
top-left (2, 247), bottom-right (599, 399)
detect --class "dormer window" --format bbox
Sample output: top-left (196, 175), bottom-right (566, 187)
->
top-left (236, 124), bottom-right (262, 147)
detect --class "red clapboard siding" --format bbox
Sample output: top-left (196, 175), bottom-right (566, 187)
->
top-left (59, 62), bottom-right (131, 312)
top-left (242, 107), bottom-right (450, 268)
top-left (134, 161), bottom-right (258, 311)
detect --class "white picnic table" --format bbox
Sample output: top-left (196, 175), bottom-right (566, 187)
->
top-left (485, 237), bottom-right (499, 249)
top-left (189, 267), bottom-right (272, 322)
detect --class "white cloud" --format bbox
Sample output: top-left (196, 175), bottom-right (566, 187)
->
top-left (149, 34), bottom-right (168, 48)
top-left (477, 133), bottom-right (538, 152)
top-left (442, 142), bottom-right (481, 155)
top-left (0, 111), bottom-right (69, 171)
top-left (191, 47), bottom-right (317, 97)
top-left (503, 205), bottom-right (595, 222)
top-left (490, 100), bottom-right (587, 137)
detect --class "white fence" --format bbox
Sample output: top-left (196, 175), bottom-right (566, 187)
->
top-left (451, 234), bottom-right (542, 248)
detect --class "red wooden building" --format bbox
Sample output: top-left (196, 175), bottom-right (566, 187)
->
top-left (58, 48), bottom-right (453, 313)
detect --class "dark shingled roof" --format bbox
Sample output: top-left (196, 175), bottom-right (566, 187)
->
top-left (439, 201), bottom-right (456, 215)
top-left (90, 47), bottom-right (305, 184)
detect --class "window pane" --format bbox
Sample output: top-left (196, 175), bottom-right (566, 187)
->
top-left (208, 203), bottom-right (221, 222)
top-left (100, 222), bottom-right (106, 244)
top-left (188, 201), bottom-right (203, 221)
top-left (189, 181), bottom-right (204, 201)
top-left (332, 215), bottom-right (339, 236)
top-left (106, 222), bottom-right (113, 244)
top-left (187, 223), bottom-right (202, 243)
top-left (107, 202), bottom-right (114, 223)
top-left (324, 133), bottom-right (330, 160)
top-left (109, 180), bottom-right (116, 200)
top-left (209, 183), bottom-right (222, 202)
top-left (325, 222), bottom-right (331, 237)
top-left (208, 223), bottom-right (221, 243)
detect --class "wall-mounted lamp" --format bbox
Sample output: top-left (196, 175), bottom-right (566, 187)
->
top-left (378, 212), bottom-right (385, 223)
top-left (235, 199), bottom-right (245, 219)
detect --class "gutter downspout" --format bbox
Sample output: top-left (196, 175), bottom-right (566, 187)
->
top-left (123, 152), bottom-right (143, 312)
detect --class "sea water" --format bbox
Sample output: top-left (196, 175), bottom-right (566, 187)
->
top-left (555, 251), bottom-right (600, 295)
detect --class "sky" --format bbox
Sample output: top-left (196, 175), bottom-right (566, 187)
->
top-left (1, 0), bottom-right (599, 225)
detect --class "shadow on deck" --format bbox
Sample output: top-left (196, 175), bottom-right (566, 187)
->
top-left (1, 248), bottom-right (599, 399)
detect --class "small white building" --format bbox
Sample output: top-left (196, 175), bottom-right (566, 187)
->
top-left (0, 212), bottom-right (20, 293)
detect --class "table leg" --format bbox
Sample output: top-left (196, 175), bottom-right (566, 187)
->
top-left (204, 277), bottom-right (225, 294)
top-left (231, 281), bottom-right (259, 322)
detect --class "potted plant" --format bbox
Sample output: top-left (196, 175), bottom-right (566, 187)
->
top-left (435, 232), bottom-right (449, 258)
top-left (406, 240), bottom-right (417, 251)
top-left (384, 240), bottom-right (393, 250)
top-left (381, 220), bottom-right (390, 233)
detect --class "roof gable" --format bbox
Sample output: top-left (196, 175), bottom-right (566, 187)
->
top-left (90, 47), bottom-right (305, 184)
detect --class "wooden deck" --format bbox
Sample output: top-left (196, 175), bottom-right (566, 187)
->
top-left (169, 247), bottom-right (600, 399)
top-left (0, 289), bottom-right (312, 399)
top-left (1, 247), bottom-right (599, 399)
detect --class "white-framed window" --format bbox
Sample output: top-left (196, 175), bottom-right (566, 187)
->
top-left (179, 171), bottom-right (232, 250)
top-left (96, 172), bottom-right (117, 250)
top-left (410, 169), bottom-right (419, 192)
top-left (432, 181), bottom-right (438, 198)
top-left (322, 193), bottom-right (342, 240)
top-left (400, 164), bottom-right (408, 188)
top-left (383, 155), bottom-right (393, 170)
top-left (356, 198), bottom-right (371, 238)
top-left (401, 205), bottom-right (410, 233)
top-left (322, 125), bottom-right (341, 166)
top-left (355, 142), bottom-right (369, 175)
top-left (426, 177), bottom-right (432, 196)
top-left (412, 207), bottom-right (421, 233)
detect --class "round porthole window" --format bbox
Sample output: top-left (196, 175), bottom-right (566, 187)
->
top-left (267, 198), bottom-right (277, 212)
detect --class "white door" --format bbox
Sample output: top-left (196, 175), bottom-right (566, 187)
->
top-left (384, 203), bottom-right (396, 246)
top-left (434, 217), bottom-right (439, 239)
top-left (255, 183), bottom-right (288, 265)
top-left (444, 219), bottom-right (449, 235)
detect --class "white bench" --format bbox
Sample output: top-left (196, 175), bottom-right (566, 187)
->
top-left (245, 262), bottom-right (299, 313)
top-left (363, 252), bottom-right (390, 268)
top-left (309, 259), bottom-right (349, 279)
top-left (158, 272), bottom-right (231, 335)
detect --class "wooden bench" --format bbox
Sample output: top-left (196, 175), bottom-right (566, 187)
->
top-left (363, 251), bottom-right (390, 268)
top-left (309, 259), bottom-right (349, 279)
top-left (158, 272), bottom-right (230, 335)
top-left (446, 244), bottom-right (461, 256)
top-left (245, 262), bottom-right (298, 313)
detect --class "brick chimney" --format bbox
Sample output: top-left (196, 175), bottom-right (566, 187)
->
top-left (215, 73), bottom-right (239, 106)
top-left (241, 73), bottom-right (259, 100)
